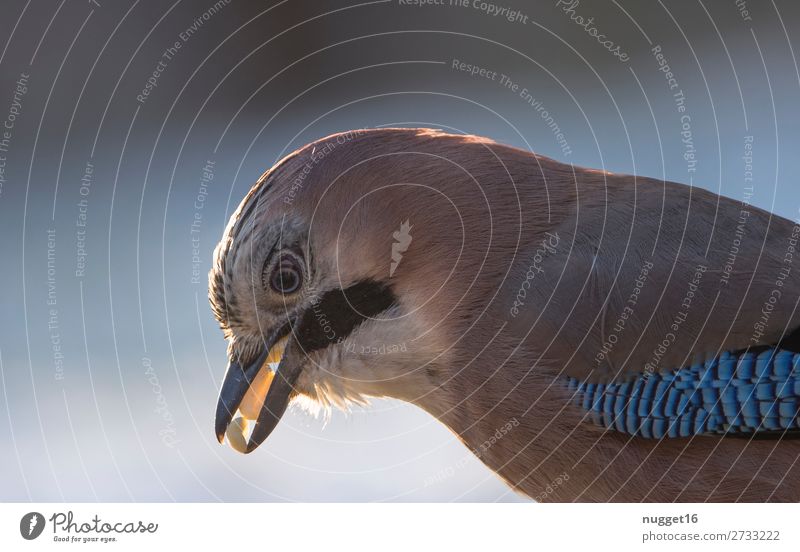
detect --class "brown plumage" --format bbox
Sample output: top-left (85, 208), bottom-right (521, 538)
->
top-left (210, 128), bottom-right (800, 501)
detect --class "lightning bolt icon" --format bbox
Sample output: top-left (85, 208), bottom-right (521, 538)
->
top-left (28, 514), bottom-right (38, 535)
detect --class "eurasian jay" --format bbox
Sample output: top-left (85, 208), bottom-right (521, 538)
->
top-left (210, 128), bottom-right (800, 502)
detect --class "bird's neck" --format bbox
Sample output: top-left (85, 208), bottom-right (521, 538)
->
top-left (414, 367), bottom-right (584, 495)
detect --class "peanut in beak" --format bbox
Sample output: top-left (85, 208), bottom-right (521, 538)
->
top-left (224, 336), bottom-right (288, 453)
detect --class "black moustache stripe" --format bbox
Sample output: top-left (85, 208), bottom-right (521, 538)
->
top-left (293, 280), bottom-right (397, 353)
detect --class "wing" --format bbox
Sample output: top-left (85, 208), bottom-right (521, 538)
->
top-left (566, 347), bottom-right (800, 438)
top-left (508, 172), bottom-right (800, 378)
top-left (504, 171), bottom-right (800, 436)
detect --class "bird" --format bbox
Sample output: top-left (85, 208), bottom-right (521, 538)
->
top-left (209, 127), bottom-right (800, 502)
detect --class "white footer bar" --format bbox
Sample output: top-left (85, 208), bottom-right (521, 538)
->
top-left (1, 503), bottom-right (797, 551)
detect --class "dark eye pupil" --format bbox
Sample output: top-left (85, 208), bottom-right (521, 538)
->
top-left (262, 253), bottom-right (304, 295)
top-left (271, 264), bottom-right (300, 293)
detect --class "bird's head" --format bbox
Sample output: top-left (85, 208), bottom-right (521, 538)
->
top-left (209, 128), bottom-right (522, 453)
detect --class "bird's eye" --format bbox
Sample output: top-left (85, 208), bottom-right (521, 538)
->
top-left (264, 254), bottom-right (303, 295)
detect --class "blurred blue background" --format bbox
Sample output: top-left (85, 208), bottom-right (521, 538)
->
top-left (1, 0), bottom-right (799, 501)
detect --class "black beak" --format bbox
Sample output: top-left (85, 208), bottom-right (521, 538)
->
top-left (214, 324), bottom-right (301, 451)
top-left (244, 339), bottom-right (303, 452)
top-left (214, 346), bottom-right (268, 444)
